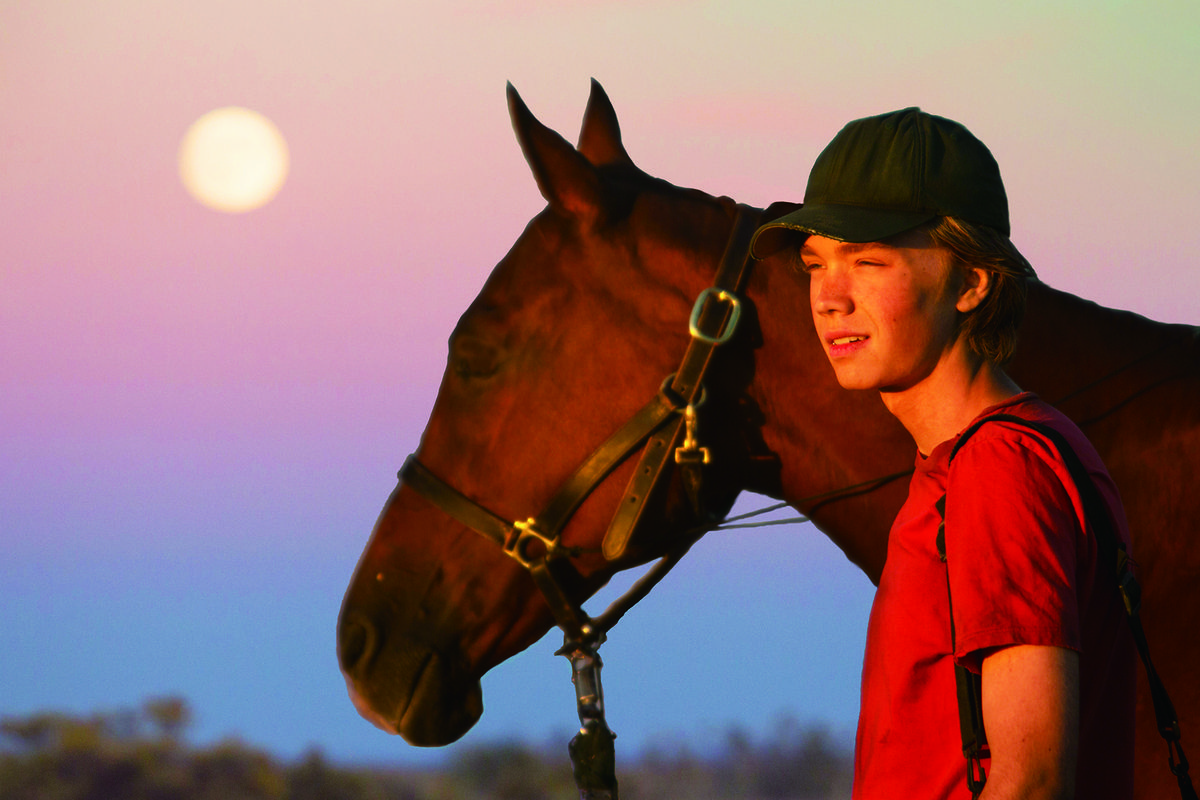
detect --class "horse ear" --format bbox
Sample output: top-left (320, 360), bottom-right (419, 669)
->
top-left (507, 82), bottom-right (602, 221)
top-left (577, 79), bottom-right (633, 167)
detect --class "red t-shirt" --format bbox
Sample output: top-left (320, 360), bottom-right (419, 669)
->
top-left (852, 393), bottom-right (1136, 800)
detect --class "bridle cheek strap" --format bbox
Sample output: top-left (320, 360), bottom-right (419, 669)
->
top-left (602, 205), bottom-right (761, 560)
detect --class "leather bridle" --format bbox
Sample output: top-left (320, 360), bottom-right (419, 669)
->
top-left (395, 205), bottom-right (761, 796)
top-left (398, 204), bottom-right (761, 648)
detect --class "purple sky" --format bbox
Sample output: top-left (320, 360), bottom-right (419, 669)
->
top-left (3, 0), bottom-right (1197, 767)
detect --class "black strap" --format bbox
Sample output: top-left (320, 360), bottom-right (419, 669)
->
top-left (601, 205), bottom-right (760, 560)
top-left (401, 456), bottom-right (513, 547)
top-left (935, 494), bottom-right (989, 798)
top-left (400, 456), bottom-right (594, 639)
top-left (939, 413), bottom-right (1196, 799)
top-left (538, 389), bottom-right (683, 540)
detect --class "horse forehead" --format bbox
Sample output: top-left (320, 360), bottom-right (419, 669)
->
top-left (460, 226), bottom-right (636, 322)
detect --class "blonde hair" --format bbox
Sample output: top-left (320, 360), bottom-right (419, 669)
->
top-left (926, 216), bottom-right (1036, 364)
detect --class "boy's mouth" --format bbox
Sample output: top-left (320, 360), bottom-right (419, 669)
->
top-left (826, 333), bottom-right (870, 358)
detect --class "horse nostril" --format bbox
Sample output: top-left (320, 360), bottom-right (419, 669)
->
top-left (338, 618), bottom-right (374, 672)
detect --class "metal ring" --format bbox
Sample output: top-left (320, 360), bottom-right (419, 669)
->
top-left (688, 287), bottom-right (741, 345)
top-left (659, 374), bottom-right (706, 409)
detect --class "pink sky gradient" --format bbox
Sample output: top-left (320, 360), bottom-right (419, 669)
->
top-left (3, 0), bottom-right (1197, 764)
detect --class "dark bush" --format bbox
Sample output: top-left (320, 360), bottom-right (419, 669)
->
top-left (0, 700), bottom-right (852, 799)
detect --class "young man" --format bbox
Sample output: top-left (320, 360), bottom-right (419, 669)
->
top-left (751, 109), bottom-right (1136, 799)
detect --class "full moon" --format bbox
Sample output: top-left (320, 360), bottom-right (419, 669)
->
top-left (179, 107), bottom-right (289, 213)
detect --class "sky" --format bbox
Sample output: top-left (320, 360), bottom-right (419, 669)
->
top-left (3, 0), bottom-right (1198, 769)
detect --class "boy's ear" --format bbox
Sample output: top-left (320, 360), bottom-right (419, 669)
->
top-left (956, 266), bottom-right (992, 313)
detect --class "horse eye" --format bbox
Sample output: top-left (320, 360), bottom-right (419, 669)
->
top-left (451, 336), bottom-right (501, 380)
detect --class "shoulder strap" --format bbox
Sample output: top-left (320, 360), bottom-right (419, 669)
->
top-left (939, 413), bottom-right (1197, 800)
top-left (935, 492), bottom-right (988, 798)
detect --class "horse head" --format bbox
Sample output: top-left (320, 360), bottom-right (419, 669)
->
top-left (337, 81), bottom-right (775, 746)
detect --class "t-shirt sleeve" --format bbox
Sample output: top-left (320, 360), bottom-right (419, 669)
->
top-left (944, 427), bottom-right (1083, 672)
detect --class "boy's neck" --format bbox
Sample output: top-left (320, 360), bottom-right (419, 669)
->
top-left (882, 351), bottom-right (1022, 456)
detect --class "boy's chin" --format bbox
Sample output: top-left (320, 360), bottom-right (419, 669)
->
top-left (830, 368), bottom-right (878, 392)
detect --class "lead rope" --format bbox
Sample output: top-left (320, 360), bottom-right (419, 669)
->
top-left (562, 637), bottom-right (618, 799)
top-left (557, 503), bottom-right (796, 800)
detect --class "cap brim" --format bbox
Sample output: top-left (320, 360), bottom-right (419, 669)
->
top-left (750, 204), bottom-right (937, 259)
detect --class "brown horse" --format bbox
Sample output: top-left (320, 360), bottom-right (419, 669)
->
top-left (338, 81), bottom-right (1199, 797)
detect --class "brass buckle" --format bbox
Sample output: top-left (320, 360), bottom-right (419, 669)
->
top-left (505, 518), bottom-right (560, 569)
top-left (688, 287), bottom-right (741, 345)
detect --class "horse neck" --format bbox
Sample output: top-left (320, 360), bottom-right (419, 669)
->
top-left (1009, 280), bottom-right (1197, 423)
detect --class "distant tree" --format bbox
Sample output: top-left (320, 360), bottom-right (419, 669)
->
top-left (713, 724), bottom-right (755, 797)
top-left (0, 709), bottom-right (157, 800)
top-left (189, 739), bottom-right (286, 800)
top-left (286, 747), bottom-right (387, 800)
top-left (0, 701), bottom-right (285, 800)
top-left (103, 708), bottom-right (144, 743)
top-left (624, 736), bottom-right (716, 799)
top-left (145, 695), bottom-right (192, 744)
top-left (750, 716), bottom-right (851, 799)
top-left (450, 739), bottom-right (577, 800)
top-left (1, 713), bottom-right (63, 752)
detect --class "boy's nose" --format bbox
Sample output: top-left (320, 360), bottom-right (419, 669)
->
top-left (812, 270), bottom-right (853, 315)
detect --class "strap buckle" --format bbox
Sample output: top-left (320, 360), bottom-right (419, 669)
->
top-left (688, 287), bottom-right (741, 345)
top-left (505, 518), bottom-right (560, 568)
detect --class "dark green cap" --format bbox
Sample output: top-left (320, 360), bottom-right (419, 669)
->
top-left (751, 107), bottom-right (1009, 257)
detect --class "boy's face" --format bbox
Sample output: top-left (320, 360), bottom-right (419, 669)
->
top-left (801, 230), bottom-right (964, 394)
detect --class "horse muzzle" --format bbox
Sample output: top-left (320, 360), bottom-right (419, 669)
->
top-left (338, 613), bottom-right (483, 746)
